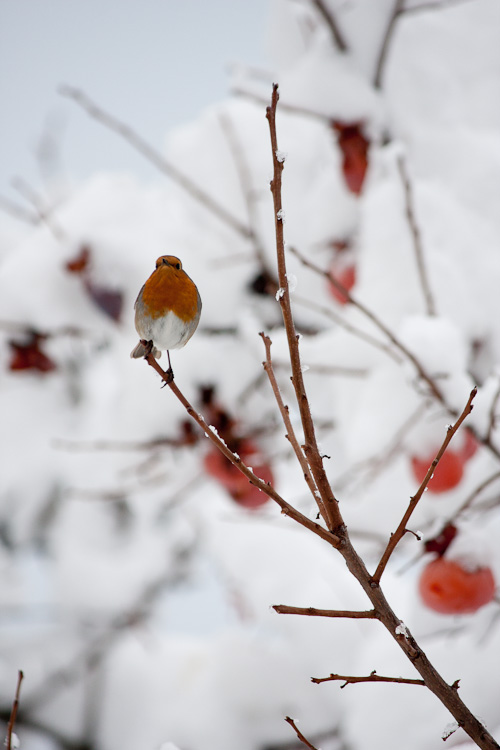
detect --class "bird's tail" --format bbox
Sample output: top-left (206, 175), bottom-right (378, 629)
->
top-left (130, 341), bottom-right (162, 359)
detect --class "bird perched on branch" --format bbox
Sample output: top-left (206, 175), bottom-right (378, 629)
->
top-left (130, 255), bottom-right (201, 378)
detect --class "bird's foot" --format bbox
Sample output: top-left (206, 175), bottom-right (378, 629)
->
top-left (160, 367), bottom-right (174, 387)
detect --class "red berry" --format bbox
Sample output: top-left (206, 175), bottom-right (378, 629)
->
top-left (203, 440), bottom-right (273, 509)
top-left (332, 121), bottom-right (370, 195)
top-left (328, 263), bottom-right (356, 305)
top-left (419, 558), bottom-right (496, 614)
top-left (424, 524), bottom-right (458, 556)
top-left (410, 450), bottom-right (464, 493)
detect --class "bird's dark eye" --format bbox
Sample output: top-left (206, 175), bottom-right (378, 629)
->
top-left (175, 262), bottom-right (181, 270)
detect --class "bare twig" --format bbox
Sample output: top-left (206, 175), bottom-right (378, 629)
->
top-left (334, 401), bottom-right (430, 494)
top-left (398, 155), bottom-right (436, 316)
top-left (260, 332), bottom-right (326, 519)
top-left (292, 290), bottom-right (403, 363)
top-left (59, 85), bottom-right (253, 241)
top-left (403, 0), bottom-right (478, 15)
top-left (309, 0), bottom-right (348, 51)
top-left (285, 717), bottom-right (320, 750)
top-left (373, 0), bottom-right (476, 88)
top-left (311, 670), bottom-right (425, 688)
top-left (232, 88), bottom-right (331, 124)
top-left (144, 352), bottom-right (341, 548)
top-left (445, 469), bottom-right (500, 524)
top-left (373, 0), bottom-right (405, 88)
top-left (0, 195), bottom-right (38, 225)
top-left (23, 553), bottom-right (193, 711)
top-left (12, 178), bottom-right (66, 241)
top-left (487, 378), bottom-right (500, 442)
top-left (6, 670), bottom-right (23, 750)
top-left (373, 387), bottom-right (477, 584)
top-left (218, 111), bottom-right (277, 284)
top-left (290, 244), bottom-right (500, 462)
top-left (290, 245), bottom-right (444, 402)
top-left (266, 84), bottom-right (343, 533)
top-left (274, 605), bottom-right (377, 619)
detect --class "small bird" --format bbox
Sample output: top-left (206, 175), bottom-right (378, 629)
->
top-left (130, 255), bottom-right (201, 377)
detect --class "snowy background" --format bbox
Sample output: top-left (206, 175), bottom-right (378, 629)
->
top-left (1, 1), bottom-right (500, 749)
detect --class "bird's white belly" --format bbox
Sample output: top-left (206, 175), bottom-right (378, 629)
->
top-left (138, 310), bottom-right (191, 351)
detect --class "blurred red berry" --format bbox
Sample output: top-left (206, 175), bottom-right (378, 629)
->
top-left (332, 121), bottom-right (370, 195)
top-left (419, 558), bottom-right (496, 614)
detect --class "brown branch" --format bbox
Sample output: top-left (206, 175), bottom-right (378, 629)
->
top-left (372, 387), bottom-right (477, 584)
top-left (402, 0), bottom-right (478, 15)
top-left (487, 379), bottom-right (500, 443)
top-left (264, 88), bottom-right (500, 749)
top-left (232, 87), bottom-right (331, 124)
top-left (290, 244), bottom-right (500, 463)
top-left (311, 670), bottom-right (425, 688)
top-left (334, 401), bottom-right (429, 494)
top-left (446, 469), bottom-right (500, 524)
top-left (285, 717), bottom-right (320, 750)
top-left (218, 111), bottom-right (277, 285)
top-left (274, 605), bottom-right (377, 619)
top-left (260, 332), bottom-right (327, 521)
top-left (6, 670), bottom-right (23, 750)
top-left (266, 84), bottom-right (343, 534)
top-left (144, 353), bottom-right (341, 548)
top-left (289, 245), bottom-right (445, 403)
top-left (309, 0), bottom-right (348, 51)
top-left (292, 291), bottom-right (403, 363)
top-left (398, 155), bottom-right (436, 316)
top-left (373, 0), bottom-right (406, 89)
top-left (59, 85), bottom-right (253, 241)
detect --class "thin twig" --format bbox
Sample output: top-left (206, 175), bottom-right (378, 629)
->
top-left (373, 0), bottom-right (405, 89)
top-left (292, 291), bottom-right (403, 363)
top-left (403, 0), bottom-right (478, 15)
top-left (0, 195), bottom-right (38, 225)
top-left (6, 670), bottom-right (24, 750)
top-left (145, 353), bottom-right (341, 548)
top-left (12, 178), bottom-right (66, 241)
top-left (487, 378), bottom-right (500, 442)
top-left (260, 332), bottom-right (326, 519)
top-left (274, 605), bottom-right (378, 619)
top-left (372, 387), bottom-right (477, 584)
top-left (59, 85), bottom-right (253, 241)
top-left (218, 111), bottom-right (277, 284)
top-left (334, 401), bottom-right (430, 494)
top-left (232, 87), bottom-right (331, 124)
top-left (447, 469), bottom-right (500, 523)
top-left (309, 0), bottom-right (348, 51)
top-left (398, 155), bottom-right (436, 316)
top-left (266, 84), bottom-right (343, 534)
top-left (290, 245), bottom-right (444, 402)
top-left (311, 670), bottom-right (425, 688)
top-left (285, 717), bottom-right (320, 750)
top-left (290, 244), bottom-right (500, 462)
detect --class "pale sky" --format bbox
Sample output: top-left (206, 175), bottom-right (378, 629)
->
top-left (0, 0), bottom-right (269, 198)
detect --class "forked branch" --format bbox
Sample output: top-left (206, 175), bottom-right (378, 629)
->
top-left (266, 84), bottom-right (343, 534)
top-left (373, 387), bottom-right (477, 584)
top-left (311, 670), bottom-right (425, 688)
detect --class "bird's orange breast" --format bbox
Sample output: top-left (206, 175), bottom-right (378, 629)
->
top-left (140, 266), bottom-right (199, 322)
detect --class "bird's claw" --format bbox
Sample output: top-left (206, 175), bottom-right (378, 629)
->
top-left (161, 368), bottom-right (174, 387)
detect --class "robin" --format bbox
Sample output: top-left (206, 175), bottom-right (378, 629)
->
top-left (130, 255), bottom-right (201, 377)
